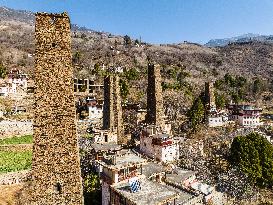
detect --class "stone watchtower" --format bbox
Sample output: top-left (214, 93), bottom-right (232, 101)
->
top-left (113, 75), bottom-right (124, 143)
top-left (103, 75), bottom-right (124, 143)
top-left (103, 75), bottom-right (115, 131)
top-left (26, 13), bottom-right (83, 204)
top-left (146, 63), bottom-right (165, 128)
top-left (205, 82), bottom-right (216, 111)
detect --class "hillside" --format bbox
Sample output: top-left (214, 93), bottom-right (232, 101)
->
top-left (0, 6), bottom-right (273, 108)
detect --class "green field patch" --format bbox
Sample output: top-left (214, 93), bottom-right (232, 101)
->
top-left (0, 150), bottom-right (32, 174)
top-left (0, 135), bottom-right (33, 145)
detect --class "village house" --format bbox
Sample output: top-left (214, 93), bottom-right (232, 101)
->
top-left (0, 82), bottom-right (17, 96)
top-left (7, 69), bottom-right (28, 90)
top-left (140, 125), bottom-right (180, 162)
top-left (97, 150), bottom-right (204, 205)
top-left (228, 104), bottom-right (262, 127)
top-left (89, 127), bottom-right (118, 144)
top-left (207, 111), bottom-right (229, 128)
top-left (86, 96), bottom-right (103, 121)
top-left (0, 69), bottom-right (29, 97)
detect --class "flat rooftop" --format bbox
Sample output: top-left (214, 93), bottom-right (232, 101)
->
top-left (111, 178), bottom-right (180, 205)
top-left (138, 162), bottom-right (165, 178)
top-left (99, 150), bottom-right (147, 170)
top-left (165, 169), bottom-right (196, 185)
top-left (91, 142), bottom-right (122, 152)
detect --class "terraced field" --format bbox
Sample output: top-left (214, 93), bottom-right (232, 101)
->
top-left (0, 150), bottom-right (32, 174)
top-left (0, 135), bottom-right (32, 174)
top-left (0, 135), bottom-right (33, 145)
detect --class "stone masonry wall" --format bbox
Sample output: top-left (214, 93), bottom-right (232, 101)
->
top-left (25, 12), bottom-right (83, 205)
top-left (146, 64), bottom-right (165, 128)
top-left (113, 75), bottom-right (124, 143)
top-left (205, 82), bottom-right (216, 109)
top-left (103, 75), bottom-right (114, 131)
top-left (102, 75), bottom-right (124, 143)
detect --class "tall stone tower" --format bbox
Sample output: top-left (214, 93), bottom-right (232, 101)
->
top-left (113, 75), bottom-right (124, 143)
top-left (102, 75), bottom-right (124, 143)
top-left (27, 12), bottom-right (83, 204)
top-left (146, 63), bottom-right (165, 128)
top-left (103, 75), bottom-right (114, 131)
top-left (205, 82), bottom-right (216, 111)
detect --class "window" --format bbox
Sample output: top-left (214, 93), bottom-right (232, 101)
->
top-left (54, 182), bottom-right (62, 194)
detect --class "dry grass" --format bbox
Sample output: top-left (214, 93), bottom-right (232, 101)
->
top-left (0, 183), bottom-right (24, 205)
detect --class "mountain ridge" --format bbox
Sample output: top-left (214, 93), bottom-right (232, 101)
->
top-left (205, 33), bottom-right (273, 47)
top-left (0, 6), bottom-right (272, 107)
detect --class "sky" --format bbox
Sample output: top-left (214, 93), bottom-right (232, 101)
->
top-left (0, 0), bottom-right (273, 44)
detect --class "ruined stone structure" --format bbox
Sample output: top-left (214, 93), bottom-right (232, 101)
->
top-left (146, 64), bottom-right (165, 128)
top-left (102, 75), bottom-right (124, 143)
top-left (25, 12), bottom-right (83, 204)
top-left (205, 82), bottom-right (216, 111)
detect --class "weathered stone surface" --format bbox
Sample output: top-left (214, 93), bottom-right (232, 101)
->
top-left (205, 82), bottom-right (216, 110)
top-left (23, 12), bottom-right (83, 205)
top-left (103, 75), bottom-right (114, 131)
top-left (146, 64), bottom-right (165, 128)
top-left (113, 75), bottom-right (124, 143)
top-left (103, 75), bottom-right (124, 143)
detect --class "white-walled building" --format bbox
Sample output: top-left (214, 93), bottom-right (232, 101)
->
top-left (228, 104), bottom-right (262, 127)
top-left (0, 69), bottom-right (29, 97)
top-left (208, 112), bottom-right (229, 127)
top-left (140, 125), bottom-right (179, 162)
top-left (98, 151), bottom-right (204, 205)
top-left (0, 84), bottom-right (9, 96)
top-left (7, 69), bottom-right (28, 90)
top-left (0, 82), bottom-right (16, 96)
top-left (87, 105), bottom-right (103, 120)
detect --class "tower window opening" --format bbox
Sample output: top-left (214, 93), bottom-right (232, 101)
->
top-left (55, 182), bottom-right (62, 194)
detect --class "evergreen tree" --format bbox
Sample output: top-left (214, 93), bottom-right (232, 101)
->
top-left (0, 62), bottom-right (6, 78)
top-left (230, 132), bottom-right (273, 188)
top-left (253, 78), bottom-right (262, 95)
top-left (215, 93), bottom-right (226, 109)
top-left (123, 35), bottom-right (131, 46)
top-left (188, 97), bottom-right (205, 130)
top-left (119, 79), bottom-right (129, 99)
